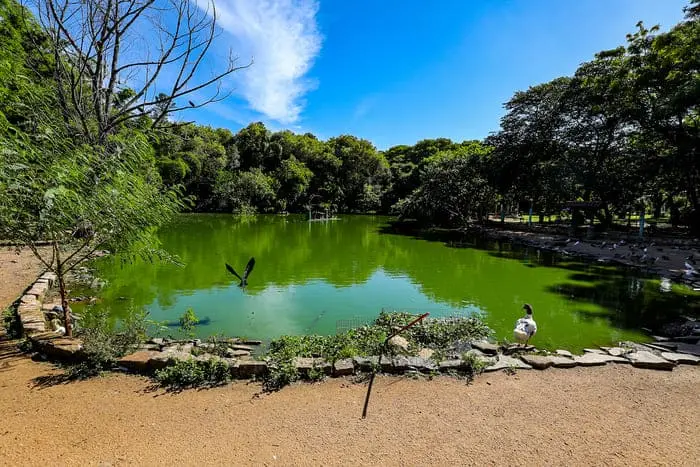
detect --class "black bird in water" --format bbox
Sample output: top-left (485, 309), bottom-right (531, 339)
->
top-left (226, 257), bottom-right (256, 288)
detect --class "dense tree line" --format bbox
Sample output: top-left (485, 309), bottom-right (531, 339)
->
top-left (2, 0), bottom-right (699, 241)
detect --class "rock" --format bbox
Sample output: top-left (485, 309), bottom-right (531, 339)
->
top-left (137, 343), bottom-right (161, 351)
top-left (226, 348), bottom-right (250, 358)
top-left (388, 335), bottom-right (409, 351)
top-left (28, 333), bottom-right (83, 361)
top-left (352, 356), bottom-right (379, 371)
top-left (293, 357), bottom-right (332, 378)
top-left (230, 344), bottom-right (255, 352)
top-left (520, 355), bottom-right (553, 370)
top-left (438, 360), bottom-right (463, 371)
top-left (391, 356), bottom-right (436, 373)
top-left (241, 340), bottom-right (262, 346)
top-left (332, 358), bottom-right (354, 376)
top-left (573, 353), bottom-right (629, 366)
top-left (626, 351), bottom-right (675, 370)
top-left (40, 272), bottom-right (57, 287)
top-left (192, 339), bottom-right (202, 346)
top-left (660, 352), bottom-right (700, 365)
top-left (463, 349), bottom-right (497, 367)
top-left (583, 348), bottom-right (605, 354)
top-left (642, 343), bottom-right (673, 353)
top-left (662, 342), bottom-right (700, 357)
top-left (555, 349), bottom-right (573, 358)
top-left (162, 343), bottom-right (193, 355)
top-left (148, 337), bottom-right (164, 346)
top-left (472, 341), bottom-right (499, 355)
top-left (234, 361), bottom-right (268, 379)
top-left (118, 351), bottom-right (165, 373)
top-left (603, 347), bottom-right (630, 357)
top-left (501, 344), bottom-right (535, 355)
top-left (417, 348), bottom-right (434, 359)
top-left (549, 356), bottom-right (577, 368)
top-left (484, 355), bottom-right (532, 372)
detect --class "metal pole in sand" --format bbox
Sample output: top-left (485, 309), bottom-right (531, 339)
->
top-left (361, 312), bottom-right (429, 419)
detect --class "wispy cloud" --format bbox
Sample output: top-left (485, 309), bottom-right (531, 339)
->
top-left (353, 95), bottom-right (379, 121)
top-left (208, 0), bottom-right (322, 124)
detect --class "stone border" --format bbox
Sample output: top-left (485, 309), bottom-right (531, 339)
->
top-left (9, 272), bottom-right (700, 380)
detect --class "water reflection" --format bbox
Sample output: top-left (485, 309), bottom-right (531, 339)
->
top-left (86, 214), bottom-right (700, 351)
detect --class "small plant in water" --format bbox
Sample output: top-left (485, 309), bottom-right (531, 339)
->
top-left (179, 308), bottom-right (199, 338)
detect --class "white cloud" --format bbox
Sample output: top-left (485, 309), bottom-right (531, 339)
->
top-left (206, 0), bottom-right (322, 124)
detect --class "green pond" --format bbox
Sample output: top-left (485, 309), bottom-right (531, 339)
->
top-left (83, 214), bottom-right (700, 352)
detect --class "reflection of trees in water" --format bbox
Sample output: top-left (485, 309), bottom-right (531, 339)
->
top-left (93, 215), bottom-right (699, 340)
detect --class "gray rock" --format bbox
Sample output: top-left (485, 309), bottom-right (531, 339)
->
top-left (418, 348), bottom-right (434, 359)
top-left (388, 335), bottom-right (409, 351)
top-left (332, 358), bottom-right (355, 376)
top-left (642, 343), bottom-right (673, 353)
top-left (352, 356), bottom-right (379, 371)
top-left (226, 348), bottom-right (250, 358)
top-left (241, 339), bottom-right (262, 346)
top-left (472, 341), bottom-right (499, 355)
top-left (118, 351), bottom-right (163, 372)
top-left (463, 349), bottom-right (497, 367)
top-left (574, 353), bottom-right (630, 366)
top-left (230, 344), bottom-right (254, 352)
top-left (664, 342), bottom-right (700, 357)
top-left (660, 352), bottom-right (700, 365)
top-left (555, 349), bottom-right (573, 358)
top-left (293, 357), bottom-right (331, 378)
top-left (235, 361), bottom-right (268, 379)
top-left (391, 356), bottom-right (436, 373)
top-left (549, 356), bottom-right (577, 368)
top-left (603, 347), bottom-right (630, 357)
top-left (520, 355), bottom-right (553, 370)
top-left (583, 348), bottom-right (605, 354)
top-left (626, 351), bottom-right (675, 371)
top-left (438, 360), bottom-right (463, 371)
top-left (484, 355), bottom-right (532, 372)
top-left (148, 337), bottom-right (164, 346)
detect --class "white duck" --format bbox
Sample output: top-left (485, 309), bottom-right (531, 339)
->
top-left (513, 303), bottom-right (537, 346)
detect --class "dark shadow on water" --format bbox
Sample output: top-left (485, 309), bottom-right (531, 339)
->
top-left (378, 222), bottom-right (700, 334)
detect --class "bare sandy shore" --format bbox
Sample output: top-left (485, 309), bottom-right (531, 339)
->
top-left (2, 241), bottom-right (700, 466)
top-left (1, 348), bottom-right (699, 466)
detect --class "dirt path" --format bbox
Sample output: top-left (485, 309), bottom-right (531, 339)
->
top-left (1, 351), bottom-right (698, 466)
top-left (0, 246), bottom-right (49, 310)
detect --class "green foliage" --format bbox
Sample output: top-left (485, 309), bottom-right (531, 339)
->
top-left (178, 308), bottom-right (198, 337)
top-left (66, 307), bottom-right (149, 379)
top-left (1, 306), bottom-right (22, 338)
top-left (263, 311), bottom-right (491, 391)
top-left (154, 358), bottom-right (230, 389)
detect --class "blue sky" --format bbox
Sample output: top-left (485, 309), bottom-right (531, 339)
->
top-left (186, 0), bottom-right (689, 150)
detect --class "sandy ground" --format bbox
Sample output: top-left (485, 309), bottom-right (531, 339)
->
top-left (2, 240), bottom-right (700, 466)
top-left (0, 349), bottom-right (699, 466)
top-left (0, 246), bottom-right (50, 310)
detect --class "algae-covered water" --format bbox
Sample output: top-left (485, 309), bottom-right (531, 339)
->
top-left (82, 214), bottom-right (700, 352)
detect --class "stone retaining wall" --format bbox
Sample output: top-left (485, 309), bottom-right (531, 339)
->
top-left (10, 272), bottom-right (700, 382)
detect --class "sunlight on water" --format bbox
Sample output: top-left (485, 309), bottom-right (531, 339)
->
top-left (84, 214), bottom-right (699, 352)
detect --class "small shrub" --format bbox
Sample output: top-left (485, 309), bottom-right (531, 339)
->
top-left (2, 307), bottom-right (22, 339)
top-left (155, 358), bottom-right (230, 388)
top-left (65, 307), bottom-right (150, 379)
top-left (461, 351), bottom-right (488, 374)
top-left (179, 308), bottom-right (199, 337)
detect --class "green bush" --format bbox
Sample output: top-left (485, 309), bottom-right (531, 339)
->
top-left (65, 307), bottom-right (149, 379)
top-left (154, 358), bottom-right (230, 388)
top-left (1, 307), bottom-right (22, 339)
top-left (262, 311), bottom-right (492, 391)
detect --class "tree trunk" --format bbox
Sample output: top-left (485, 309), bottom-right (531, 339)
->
top-left (54, 243), bottom-right (72, 337)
